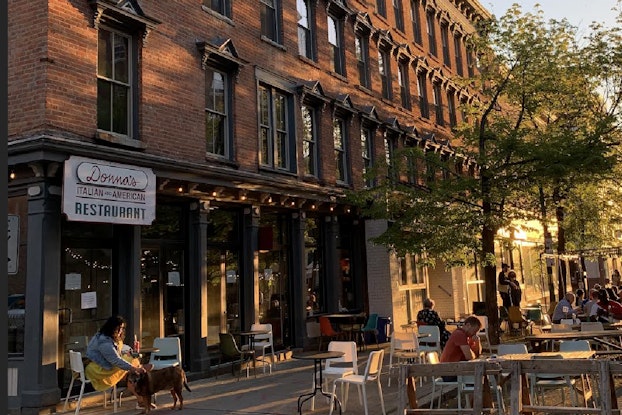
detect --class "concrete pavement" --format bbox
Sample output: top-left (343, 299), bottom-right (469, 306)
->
top-left (59, 343), bottom-right (438, 415)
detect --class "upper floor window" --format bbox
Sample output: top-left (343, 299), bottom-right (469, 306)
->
top-left (398, 61), bottom-right (411, 109)
top-left (333, 118), bottom-right (349, 183)
top-left (301, 105), bottom-right (318, 176)
top-left (204, 0), bottom-right (231, 17)
top-left (417, 71), bottom-right (429, 118)
top-left (297, 0), bottom-right (314, 59)
top-left (433, 83), bottom-right (444, 125)
top-left (259, 84), bottom-right (294, 171)
top-left (441, 23), bottom-right (451, 67)
top-left (97, 28), bottom-right (132, 137)
top-left (360, 126), bottom-right (374, 187)
top-left (205, 68), bottom-right (231, 157)
top-left (410, 0), bottom-right (422, 45)
top-left (426, 10), bottom-right (437, 57)
top-left (447, 90), bottom-right (457, 128)
top-left (377, 0), bottom-right (387, 18)
top-left (384, 134), bottom-right (397, 180)
top-left (454, 35), bottom-right (464, 76)
top-left (378, 49), bottom-right (392, 100)
top-left (355, 34), bottom-right (371, 89)
top-left (393, 0), bottom-right (405, 32)
top-left (328, 15), bottom-right (345, 75)
top-left (467, 49), bottom-right (475, 77)
top-left (261, 0), bottom-right (281, 44)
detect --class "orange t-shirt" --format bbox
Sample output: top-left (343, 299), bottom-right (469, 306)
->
top-left (440, 328), bottom-right (477, 362)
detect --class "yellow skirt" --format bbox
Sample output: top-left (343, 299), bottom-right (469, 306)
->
top-left (85, 355), bottom-right (139, 391)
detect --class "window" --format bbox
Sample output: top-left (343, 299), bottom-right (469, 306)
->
top-left (297, 0), bottom-right (314, 59)
top-left (467, 49), bottom-right (475, 77)
top-left (327, 15), bottom-right (345, 75)
top-left (410, 0), bottom-right (422, 45)
top-left (447, 90), bottom-right (457, 127)
top-left (454, 35), bottom-right (464, 76)
top-left (384, 135), bottom-right (397, 180)
top-left (355, 34), bottom-right (371, 89)
top-left (260, 0), bottom-right (281, 43)
top-left (301, 106), bottom-right (317, 176)
top-left (400, 254), bottom-right (427, 286)
top-left (393, 0), bottom-right (405, 32)
top-left (377, 0), bottom-right (387, 18)
top-left (433, 83), bottom-right (444, 125)
top-left (378, 49), bottom-right (392, 99)
top-left (441, 23), bottom-right (451, 67)
top-left (417, 71), bottom-right (429, 118)
top-left (398, 61), bottom-right (411, 109)
top-left (205, 68), bottom-right (230, 157)
top-left (360, 127), bottom-right (374, 187)
top-left (259, 84), bottom-right (294, 171)
top-left (204, 0), bottom-right (230, 17)
top-left (426, 10), bottom-right (437, 57)
top-left (404, 142), bottom-right (420, 185)
top-left (97, 28), bottom-right (132, 137)
top-left (333, 118), bottom-right (348, 183)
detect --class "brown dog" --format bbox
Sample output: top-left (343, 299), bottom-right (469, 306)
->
top-left (128, 366), bottom-right (191, 413)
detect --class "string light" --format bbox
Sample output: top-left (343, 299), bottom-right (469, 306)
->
top-left (9, 170), bottom-right (15, 180)
top-left (64, 248), bottom-right (112, 270)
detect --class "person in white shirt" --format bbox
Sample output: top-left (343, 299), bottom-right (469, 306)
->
top-left (551, 292), bottom-right (578, 323)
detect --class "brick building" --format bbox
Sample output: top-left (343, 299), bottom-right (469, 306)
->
top-left (7, 0), bottom-right (490, 412)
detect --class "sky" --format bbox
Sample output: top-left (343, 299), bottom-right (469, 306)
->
top-left (485, 1), bottom-right (620, 32)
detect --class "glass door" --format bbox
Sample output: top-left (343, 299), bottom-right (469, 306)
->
top-left (140, 246), bottom-right (185, 349)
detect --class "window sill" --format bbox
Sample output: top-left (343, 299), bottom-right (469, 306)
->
top-left (298, 55), bottom-right (320, 68)
top-left (260, 36), bottom-right (286, 51)
top-left (200, 5), bottom-right (235, 25)
top-left (205, 153), bottom-right (239, 168)
top-left (328, 71), bottom-right (348, 83)
top-left (355, 85), bottom-right (373, 96)
top-left (95, 131), bottom-right (146, 150)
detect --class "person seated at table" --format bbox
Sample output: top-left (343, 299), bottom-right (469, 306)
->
top-left (417, 298), bottom-right (451, 348)
top-left (551, 292), bottom-right (579, 323)
top-left (440, 316), bottom-right (482, 381)
top-left (584, 289), bottom-right (600, 318)
top-left (591, 289), bottom-right (622, 322)
top-left (574, 288), bottom-right (585, 310)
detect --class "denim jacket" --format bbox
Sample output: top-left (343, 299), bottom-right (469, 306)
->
top-left (86, 333), bottom-right (133, 371)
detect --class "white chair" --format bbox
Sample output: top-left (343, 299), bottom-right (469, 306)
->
top-left (529, 354), bottom-right (578, 407)
top-left (63, 350), bottom-right (119, 415)
top-left (387, 331), bottom-right (422, 387)
top-left (311, 341), bottom-right (359, 410)
top-left (475, 315), bottom-right (492, 354)
top-left (247, 323), bottom-right (276, 374)
top-left (580, 322), bottom-right (604, 331)
top-left (560, 318), bottom-right (576, 326)
top-left (149, 336), bottom-right (182, 369)
top-left (497, 343), bottom-right (529, 396)
top-left (427, 351), bottom-right (460, 409)
top-left (417, 325), bottom-right (441, 357)
top-left (329, 349), bottom-right (386, 415)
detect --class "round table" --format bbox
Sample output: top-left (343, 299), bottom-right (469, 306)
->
top-left (292, 350), bottom-right (344, 415)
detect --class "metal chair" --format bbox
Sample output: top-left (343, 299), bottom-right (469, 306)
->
top-left (217, 332), bottom-right (256, 380)
top-left (63, 350), bottom-right (119, 415)
top-left (249, 323), bottom-right (276, 374)
top-left (149, 337), bottom-right (182, 370)
top-left (328, 349), bottom-right (386, 415)
top-left (529, 354), bottom-right (578, 407)
top-left (417, 325), bottom-right (441, 358)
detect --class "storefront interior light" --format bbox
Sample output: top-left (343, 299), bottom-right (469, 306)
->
top-left (9, 170), bottom-right (15, 180)
top-left (177, 186), bottom-right (184, 193)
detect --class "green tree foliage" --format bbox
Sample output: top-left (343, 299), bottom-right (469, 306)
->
top-left (349, 4), bottom-right (622, 343)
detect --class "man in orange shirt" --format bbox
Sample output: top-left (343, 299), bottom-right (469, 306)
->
top-left (440, 315), bottom-right (482, 380)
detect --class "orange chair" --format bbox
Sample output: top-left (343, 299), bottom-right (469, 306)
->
top-left (319, 316), bottom-right (342, 350)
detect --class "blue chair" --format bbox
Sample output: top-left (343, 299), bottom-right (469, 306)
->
top-left (359, 313), bottom-right (379, 350)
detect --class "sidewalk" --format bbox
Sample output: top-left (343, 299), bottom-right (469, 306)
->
top-left (60, 343), bottom-right (438, 415)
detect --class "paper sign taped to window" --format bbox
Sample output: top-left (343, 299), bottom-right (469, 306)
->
top-left (81, 291), bottom-right (97, 309)
top-left (65, 273), bottom-right (82, 290)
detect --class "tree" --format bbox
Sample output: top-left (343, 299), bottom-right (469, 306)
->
top-left (349, 4), bottom-right (621, 344)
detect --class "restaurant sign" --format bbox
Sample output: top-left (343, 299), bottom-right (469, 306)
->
top-left (63, 156), bottom-right (156, 225)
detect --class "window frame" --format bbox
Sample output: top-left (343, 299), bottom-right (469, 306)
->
top-left (355, 34), bottom-right (371, 89)
top-left (301, 105), bottom-right (318, 177)
top-left (426, 10), bottom-right (437, 57)
top-left (393, 0), bottom-right (405, 32)
top-left (398, 60), bottom-right (411, 109)
top-left (441, 23), bottom-right (451, 67)
top-left (433, 82), bottom-right (444, 126)
top-left (410, 0), bottom-right (422, 45)
top-left (454, 35), bottom-right (464, 76)
top-left (297, 0), bottom-right (315, 59)
top-left (447, 90), bottom-right (457, 128)
top-left (417, 71), bottom-right (429, 119)
top-left (377, 0), bottom-right (387, 18)
top-left (204, 67), bottom-right (232, 158)
top-left (333, 117), bottom-right (349, 184)
top-left (327, 14), bottom-right (345, 76)
top-left (378, 48), bottom-right (392, 100)
top-left (97, 26), bottom-right (136, 140)
top-left (258, 83), bottom-right (295, 172)
top-left (203, 0), bottom-right (231, 18)
top-left (260, 0), bottom-right (282, 44)
top-left (360, 126), bottom-right (374, 188)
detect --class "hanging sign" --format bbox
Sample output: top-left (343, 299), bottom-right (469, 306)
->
top-left (63, 156), bottom-right (156, 225)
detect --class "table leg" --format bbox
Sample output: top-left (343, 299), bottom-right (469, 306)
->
top-left (297, 359), bottom-right (342, 415)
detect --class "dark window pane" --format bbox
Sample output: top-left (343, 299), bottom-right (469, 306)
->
top-left (97, 30), bottom-right (112, 78)
top-left (112, 84), bottom-right (129, 134)
top-left (97, 79), bottom-right (111, 130)
top-left (113, 34), bottom-right (129, 83)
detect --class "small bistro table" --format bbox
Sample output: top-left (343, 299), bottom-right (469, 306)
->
top-left (292, 350), bottom-right (344, 415)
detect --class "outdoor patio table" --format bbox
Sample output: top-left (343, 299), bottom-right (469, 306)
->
top-left (293, 350), bottom-right (344, 415)
top-left (524, 330), bottom-right (622, 352)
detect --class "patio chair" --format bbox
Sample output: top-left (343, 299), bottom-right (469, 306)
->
top-left (559, 339), bottom-right (595, 407)
top-left (529, 354), bottom-right (578, 407)
top-left (328, 349), bottom-right (386, 415)
top-left (417, 325), bottom-right (441, 358)
top-left (248, 323), bottom-right (276, 374)
top-left (63, 350), bottom-right (119, 415)
top-left (311, 341), bottom-right (359, 410)
top-left (319, 316), bottom-right (343, 351)
top-left (149, 337), bottom-right (182, 370)
top-left (387, 331), bottom-right (422, 387)
top-left (217, 332), bottom-right (256, 380)
top-left (508, 306), bottom-right (532, 336)
top-left (359, 313), bottom-right (379, 350)
top-left (475, 315), bottom-right (492, 354)
top-left (426, 351), bottom-right (460, 409)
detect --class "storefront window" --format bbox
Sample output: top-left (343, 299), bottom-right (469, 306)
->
top-left (305, 217), bottom-right (323, 315)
